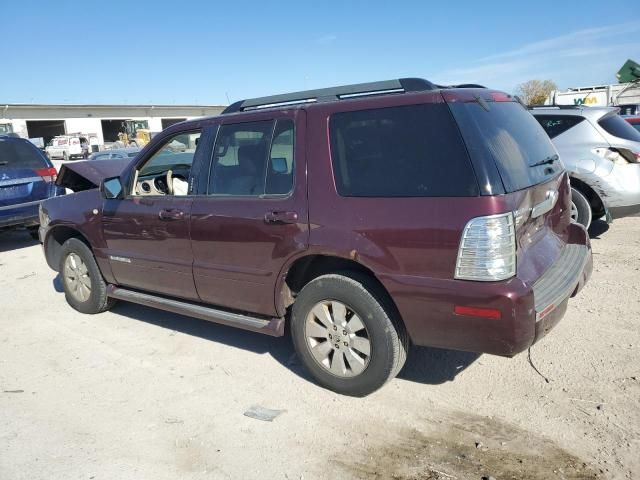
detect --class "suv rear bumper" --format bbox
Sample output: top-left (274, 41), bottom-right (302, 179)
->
top-left (379, 228), bottom-right (592, 356)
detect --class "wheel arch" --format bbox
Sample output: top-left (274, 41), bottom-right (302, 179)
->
top-left (44, 225), bottom-right (92, 272)
top-left (276, 254), bottom-right (403, 325)
top-left (569, 176), bottom-right (606, 219)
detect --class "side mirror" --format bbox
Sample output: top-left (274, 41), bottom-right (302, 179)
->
top-left (101, 176), bottom-right (124, 199)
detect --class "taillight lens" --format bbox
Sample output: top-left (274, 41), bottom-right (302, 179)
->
top-left (34, 167), bottom-right (57, 183)
top-left (455, 213), bottom-right (516, 281)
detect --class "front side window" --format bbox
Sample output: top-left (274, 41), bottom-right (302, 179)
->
top-left (329, 104), bottom-right (478, 197)
top-left (534, 115), bottom-right (585, 139)
top-left (133, 130), bottom-right (201, 196)
top-left (208, 119), bottom-right (294, 196)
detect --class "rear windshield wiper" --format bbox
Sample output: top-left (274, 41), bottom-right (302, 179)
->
top-left (0, 161), bottom-right (8, 166)
top-left (530, 154), bottom-right (558, 168)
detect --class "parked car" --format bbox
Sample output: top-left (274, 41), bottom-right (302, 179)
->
top-left (623, 116), bottom-right (640, 133)
top-left (531, 106), bottom-right (640, 228)
top-left (40, 78), bottom-right (592, 396)
top-left (1, 134), bottom-right (63, 238)
top-left (88, 147), bottom-right (141, 161)
top-left (45, 134), bottom-right (94, 160)
top-left (618, 104), bottom-right (640, 116)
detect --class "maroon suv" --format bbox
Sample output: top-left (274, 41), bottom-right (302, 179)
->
top-left (40, 78), bottom-right (592, 396)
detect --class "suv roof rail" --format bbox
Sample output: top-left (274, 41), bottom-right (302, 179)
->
top-left (528, 105), bottom-right (583, 110)
top-left (222, 77), bottom-right (439, 114)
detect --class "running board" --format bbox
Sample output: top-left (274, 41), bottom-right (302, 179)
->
top-left (107, 285), bottom-right (285, 337)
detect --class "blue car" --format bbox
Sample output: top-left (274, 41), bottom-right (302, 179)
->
top-left (0, 134), bottom-right (64, 238)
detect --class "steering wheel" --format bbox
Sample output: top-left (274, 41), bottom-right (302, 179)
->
top-left (166, 170), bottom-right (174, 195)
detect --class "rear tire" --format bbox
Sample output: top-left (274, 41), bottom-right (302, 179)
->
top-left (290, 272), bottom-right (408, 396)
top-left (570, 187), bottom-right (592, 229)
top-left (27, 226), bottom-right (39, 240)
top-left (59, 238), bottom-right (115, 314)
top-left (62, 151), bottom-right (68, 161)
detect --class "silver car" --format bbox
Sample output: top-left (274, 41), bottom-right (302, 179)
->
top-left (531, 106), bottom-right (640, 228)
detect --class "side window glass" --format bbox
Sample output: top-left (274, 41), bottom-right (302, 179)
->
top-left (534, 115), bottom-right (584, 139)
top-left (134, 130), bottom-right (201, 196)
top-left (209, 121), bottom-right (274, 195)
top-left (266, 120), bottom-right (294, 194)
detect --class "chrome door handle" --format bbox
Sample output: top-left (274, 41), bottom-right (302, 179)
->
top-left (264, 211), bottom-right (298, 224)
top-left (158, 209), bottom-right (184, 221)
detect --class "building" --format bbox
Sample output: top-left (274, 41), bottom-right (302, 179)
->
top-left (0, 103), bottom-right (225, 145)
top-left (544, 82), bottom-right (640, 107)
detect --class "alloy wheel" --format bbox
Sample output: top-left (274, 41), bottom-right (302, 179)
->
top-left (305, 300), bottom-right (371, 378)
top-left (63, 253), bottom-right (92, 302)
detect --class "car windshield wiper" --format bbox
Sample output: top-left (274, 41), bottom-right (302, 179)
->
top-left (530, 154), bottom-right (558, 168)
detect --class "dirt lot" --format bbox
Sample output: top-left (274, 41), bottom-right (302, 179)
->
top-left (1, 217), bottom-right (639, 480)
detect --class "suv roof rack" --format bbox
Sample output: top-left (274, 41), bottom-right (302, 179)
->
top-left (223, 78), bottom-right (439, 114)
top-left (528, 105), bottom-right (583, 110)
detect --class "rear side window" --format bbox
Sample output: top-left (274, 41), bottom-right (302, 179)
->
top-left (534, 115), bottom-right (585, 139)
top-left (449, 101), bottom-right (561, 193)
top-left (0, 139), bottom-right (48, 169)
top-left (329, 104), bottom-right (478, 197)
top-left (598, 114), bottom-right (640, 142)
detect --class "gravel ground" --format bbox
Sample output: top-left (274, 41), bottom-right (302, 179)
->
top-left (1, 217), bottom-right (639, 480)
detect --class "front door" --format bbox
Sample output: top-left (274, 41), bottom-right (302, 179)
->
top-left (102, 128), bottom-right (207, 301)
top-left (190, 113), bottom-right (308, 316)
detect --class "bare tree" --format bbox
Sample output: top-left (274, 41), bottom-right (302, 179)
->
top-left (515, 80), bottom-right (558, 105)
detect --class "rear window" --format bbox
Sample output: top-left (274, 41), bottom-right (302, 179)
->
top-left (448, 101), bottom-right (561, 192)
top-left (329, 104), bottom-right (478, 197)
top-left (598, 114), bottom-right (640, 142)
top-left (0, 139), bottom-right (48, 169)
top-left (534, 115), bottom-right (585, 139)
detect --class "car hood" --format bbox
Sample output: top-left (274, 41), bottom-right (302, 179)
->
top-left (56, 158), bottom-right (131, 191)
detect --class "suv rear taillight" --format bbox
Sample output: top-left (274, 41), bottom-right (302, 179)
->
top-left (455, 212), bottom-right (516, 281)
top-left (35, 167), bottom-right (57, 183)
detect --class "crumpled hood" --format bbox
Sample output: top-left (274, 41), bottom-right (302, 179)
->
top-left (56, 158), bottom-right (131, 191)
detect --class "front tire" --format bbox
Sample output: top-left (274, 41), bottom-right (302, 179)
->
top-left (62, 151), bottom-right (68, 161)
top-left (291, 272), bottom-right (408, 396)
top-left (570, 187), bottom-right (592, 229)
top-left (59, 238), bottom-right (115, 314)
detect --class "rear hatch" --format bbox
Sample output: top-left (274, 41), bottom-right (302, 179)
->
top-left (0, 137), bottom-right (58, 210)
top-left (445, 90), bottom-right (571, 284)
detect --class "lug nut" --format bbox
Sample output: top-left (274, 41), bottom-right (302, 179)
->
top-left (328, 334), bottom-right (333, 339)
top-left (333, 325), bottom-right (337, 331)
top-left (343, 342), bottom-right (348, 347)
top-left (342, 330), bottom-right (347, 335)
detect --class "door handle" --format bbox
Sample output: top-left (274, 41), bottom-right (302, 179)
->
top-left (158, 208), bottom-right (184, 221)
top-left (264, 211), bottom-right (298, 224)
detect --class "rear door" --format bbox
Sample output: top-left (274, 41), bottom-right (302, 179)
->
top-left (0, 138), bottom-right (57, 214)
top-left (190, 111), bottom-right (308, 316)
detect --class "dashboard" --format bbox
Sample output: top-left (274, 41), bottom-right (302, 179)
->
top-left (134, 168), bottom-right (190, 196)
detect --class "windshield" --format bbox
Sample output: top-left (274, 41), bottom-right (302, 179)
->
top-left (599, 114), bottom-right (640, 142)
top-left (449, 101), bottom-right (562, 192)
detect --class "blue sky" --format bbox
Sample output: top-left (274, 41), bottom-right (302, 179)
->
top-left (2, 0), bottom-right (639, 105)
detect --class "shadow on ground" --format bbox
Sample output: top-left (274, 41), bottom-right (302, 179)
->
top-left (588, 219), bottom-right (609, 239)
top-left (0, 230), bottom-right (38, 253)
top-left (86, 298), bottom-right (478, 387)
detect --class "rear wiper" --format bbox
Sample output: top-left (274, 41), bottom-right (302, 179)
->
top-left (0, 161), bottom-right (8, 165)
top-left (530, 154), bottom-right (558, 168)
